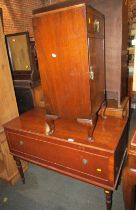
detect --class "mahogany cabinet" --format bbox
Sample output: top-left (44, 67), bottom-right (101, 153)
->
top-left (32, 0), bottom-right (106, 140)
top-left (4, 107), bottom-right (128, 210)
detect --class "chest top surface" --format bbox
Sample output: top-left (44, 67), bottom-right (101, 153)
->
top-left (4, 108), bottom-right (127, 154)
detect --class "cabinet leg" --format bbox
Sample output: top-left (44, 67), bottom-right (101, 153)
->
top-left (104, 189), bottom-right (113, 210)
top-left (99, 100), bottom-right (107, 119)
top-left (14, 156), bottom-right (25, 184)
top-left (45, 114), bottom-right (60, 135)
top-left (77, 114), bottom-right (97, 142)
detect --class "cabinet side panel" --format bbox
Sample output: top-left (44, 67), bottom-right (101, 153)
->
top-left (33, 5), bottom-right (91, 119)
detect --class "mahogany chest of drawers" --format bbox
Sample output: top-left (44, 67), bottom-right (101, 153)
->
top-left (4, 108), bottom-right (128, 190)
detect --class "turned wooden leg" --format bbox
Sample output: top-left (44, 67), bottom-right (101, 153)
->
top-left (104, 189), bottom-right (113, 210)
top-left (14, 156), bottom-right (25, 184)
top-left (122, 166), bottom-right (136, 210)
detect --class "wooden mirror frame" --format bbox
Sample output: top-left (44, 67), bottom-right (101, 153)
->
top-left (5, 32), bottom-right (33, 80)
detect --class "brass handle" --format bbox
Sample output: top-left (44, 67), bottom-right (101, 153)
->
top-left (94, 19), bottom-right (100, 33)
top-left (82, 159), bottom-right (88, 165)
top-left (19, 140), bottom-right (24, 146)
top-left (89, 66), bottom-right (94, 80)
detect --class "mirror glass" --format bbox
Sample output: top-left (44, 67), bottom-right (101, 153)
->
top-left (6, 33), bottom-right (31, 71)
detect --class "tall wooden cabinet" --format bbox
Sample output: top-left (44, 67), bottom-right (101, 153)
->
top-left (33, 0), bottom-right (106, 140)
top-left (0, 9), bottom-right (28, 184)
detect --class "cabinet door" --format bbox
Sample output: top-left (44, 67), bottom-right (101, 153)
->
top-left (33, 5), bottom-right (91, 119)
top-left (88, 36), bottom-right (105, 114)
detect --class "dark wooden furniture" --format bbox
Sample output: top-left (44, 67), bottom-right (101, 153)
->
top-left (5, 32), bottom-right (40, 114)
top-left (89, 0), bottom-right (128, 106)
top-left (4, 107), bottom-right (128, 210)
top-left (32, 0), bottom-right (106, 141)
top-left (123, 129), bottom-right (136, 210)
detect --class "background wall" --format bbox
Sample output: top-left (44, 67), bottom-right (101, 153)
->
top-left (0, 0), bottom-right (135, 37)
top-left (0, 0), bottom-right (63, 36)
top-left (128, 0), bottom-right (136, 21)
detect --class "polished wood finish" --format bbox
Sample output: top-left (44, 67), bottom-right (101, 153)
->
top-left (123, 129), bottom-right (136, 210)
top-left (32, 84), bottom-right (45, 107)
top-left (4, 107), bottom-right (128, 209)
top-left (90, 0), bottom-right (128, 105)
top-left (32, 1), bottom-right (106, 140)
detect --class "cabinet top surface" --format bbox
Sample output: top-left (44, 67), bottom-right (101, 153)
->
top-left (32, 0), bottom-right (102, 16)
top-left (4, 108), bottom-right (128, 154)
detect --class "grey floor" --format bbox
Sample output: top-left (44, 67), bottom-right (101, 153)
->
top-left (0, 110), bottom-right (136, 210)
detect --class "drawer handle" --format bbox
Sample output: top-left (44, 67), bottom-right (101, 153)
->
top-left (82, 159), bottom-right (88, 165)
top-left (97, 168), bottom-right (102, 172)
top-left (19, 140), bottom-right (24, 146)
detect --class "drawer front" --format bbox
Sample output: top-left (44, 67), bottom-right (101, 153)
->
top-left (7, 132), bottom-right (111, 183)
top-left (86, 9), bottom-right (104, 37)
top-left (7, 132), bottom-right (25, 152)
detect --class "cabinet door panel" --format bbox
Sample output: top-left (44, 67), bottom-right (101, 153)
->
top-left (88, 37), bottom-right (105, 114)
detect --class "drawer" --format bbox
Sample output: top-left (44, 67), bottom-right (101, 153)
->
top-left (7, 132), bottom-right (110, 181)
top-left (7, 132), bottom-right (25, 152)
top-left (86, 9), bottom-right (104, 37)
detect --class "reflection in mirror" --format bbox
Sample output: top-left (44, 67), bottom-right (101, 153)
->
top-left (6, 32), bottom-right (31, 71)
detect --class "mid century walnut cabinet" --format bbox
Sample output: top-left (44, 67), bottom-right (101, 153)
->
top-left (33, 0), bottom-right (106, 140)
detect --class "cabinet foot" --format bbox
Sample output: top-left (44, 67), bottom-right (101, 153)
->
top-left (45, 114), bottom-right (60, 135)
top-left (104, 189), bottom-right (113, 210)
top-left (77, 114), bottom-right (97, 142)
top-left (14, 156), bottom-right (25, 184)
